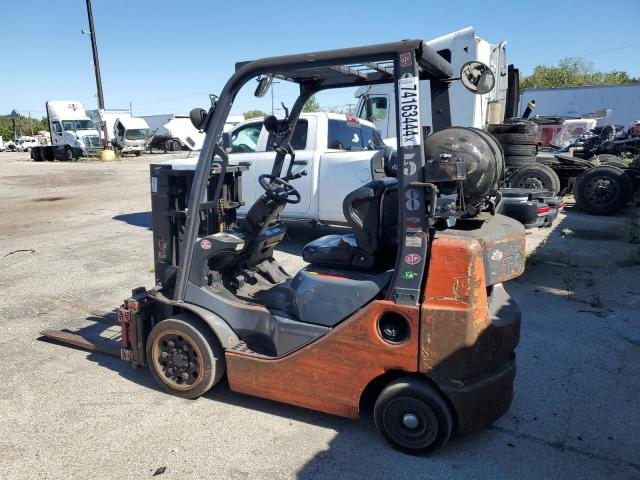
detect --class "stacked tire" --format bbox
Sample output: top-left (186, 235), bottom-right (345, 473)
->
top-left (489, 119), bottom-right (562, 194)
top-left (487, 119), bottom-right (539, 168)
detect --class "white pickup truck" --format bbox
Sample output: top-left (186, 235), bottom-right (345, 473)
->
top-left (167, 112), bottom-right (384, 224)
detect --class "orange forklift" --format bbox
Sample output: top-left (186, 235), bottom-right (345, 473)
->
top-left (43, 40), bottom-right (525, 454)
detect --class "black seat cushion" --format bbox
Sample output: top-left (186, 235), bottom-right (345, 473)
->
top-left (302, 234), bottom-right (374, 270)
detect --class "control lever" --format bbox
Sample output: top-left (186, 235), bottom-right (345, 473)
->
top-left (284, 170), bottom-right (307, 181)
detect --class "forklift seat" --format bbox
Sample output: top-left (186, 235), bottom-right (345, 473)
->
top-left (303, 178), bottom-right (399, 269)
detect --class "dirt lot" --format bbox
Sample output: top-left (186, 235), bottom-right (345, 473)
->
top-left (1, 151), bottom-right (639, 480)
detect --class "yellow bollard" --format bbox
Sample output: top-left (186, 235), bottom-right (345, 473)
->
top-left (98, 149), bottom-right (116, 161)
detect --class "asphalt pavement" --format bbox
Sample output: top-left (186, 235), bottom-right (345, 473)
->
top-left (0, 151), bottom-right (638, 479)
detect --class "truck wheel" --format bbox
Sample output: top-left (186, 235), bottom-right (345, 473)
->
top-left (32, 148), bottom-right (43, 162)
top-left (146, 314), bottom-right (225, 399)
top-left (135, 151), bottom-right (141, 157)
top-left (374, 378), bottom-right (453, 455)
top-left (508, 163), bottom-right (561, 193)
top-left (63, 147), bottom-right (73, 161)
top-left (573, 165), bottom-right (633, 215)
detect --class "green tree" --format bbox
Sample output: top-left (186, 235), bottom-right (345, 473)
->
top-left (520, 57), bottom-right (639, 89)
top-left (0, 114), bottom-right (48, 141)
top-left (302, 95), bottom-right (320, 112)
top-left (243, 109), bottom-right (267, 119)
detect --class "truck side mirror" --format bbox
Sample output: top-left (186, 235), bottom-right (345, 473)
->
top-left (254, 76), bottom-right (272, 98)
top-left (460, 61), bottom-right (495, 95)
top-left (190, 108), bottom-right (208, 130)
top-left (222, 132), bottom-right (231, 152)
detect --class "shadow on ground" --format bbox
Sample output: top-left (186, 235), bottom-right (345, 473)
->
top-left (113, 211), bottom-right (152, 230)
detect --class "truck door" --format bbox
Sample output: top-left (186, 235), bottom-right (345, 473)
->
top-left (51, 121), bottom-right (64, 146)
top-left (356, 94), bottom-right (391, 139)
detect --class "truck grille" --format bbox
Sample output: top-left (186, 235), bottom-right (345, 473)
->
top-left (83, 136), bottom-right (103, 149)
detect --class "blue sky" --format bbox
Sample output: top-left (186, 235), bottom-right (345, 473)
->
top-left (2, 0), bottom-right (639, 118)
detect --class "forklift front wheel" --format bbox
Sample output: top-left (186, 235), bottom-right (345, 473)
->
top-left (374, 378), bottom-right (453, 455)
top-left (147, 315), bottom-right (226, 399)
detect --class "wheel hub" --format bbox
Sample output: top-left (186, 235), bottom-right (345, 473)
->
top-left (382, 397), bottom-right (438, 449)
top-left (517, 175), bottom-right (544, 190)
top-left (402, 413), bottom-right (419, 429)
top-left (153, 333), bottom-right (201, 389)
top-left (585, 177), bottom-right (618, 205)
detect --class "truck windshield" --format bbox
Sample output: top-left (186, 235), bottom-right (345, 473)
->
top-left (62, 120), bottom-right (95, 131)
top-left (125, 129), bottom-right (149, 140)
top-left (327, 119), bottom-right (384, 151)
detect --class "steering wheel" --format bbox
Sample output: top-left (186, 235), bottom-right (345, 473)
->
top-left (258, 174), bottom-right (301, 204)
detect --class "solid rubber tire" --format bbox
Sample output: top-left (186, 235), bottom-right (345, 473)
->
top-left (146, 314), bottom-right (225, 399)
top-left (374, 378), bottom-right (453, 455)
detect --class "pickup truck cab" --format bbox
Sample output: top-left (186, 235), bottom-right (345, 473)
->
top-left (234, 112), bottom-right (383, 223)
top-left (166, 112), bottom-right (384, 224)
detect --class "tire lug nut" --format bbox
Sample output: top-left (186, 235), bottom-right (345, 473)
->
top-left (161, 352), bottom-right (168, 359)
top-left (181, 372), bottom-right (189, 380)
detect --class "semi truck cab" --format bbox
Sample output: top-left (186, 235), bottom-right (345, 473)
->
top-left (112, 117), bottom-right (149, 156)
top-left (47, 100), bottom-right (103, 157)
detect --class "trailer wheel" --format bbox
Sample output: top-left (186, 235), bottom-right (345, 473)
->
top-left (374, 378), bottom-right (453, 455)
top-left (508, 163), bottom-right (561, 193)
top-left (147, 314), bottom-right (225, 399)
top-left (573, 165), bottom-right (633, 215)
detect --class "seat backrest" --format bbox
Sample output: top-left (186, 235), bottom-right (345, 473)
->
top-left (342, 178), bottom-right (398, 255)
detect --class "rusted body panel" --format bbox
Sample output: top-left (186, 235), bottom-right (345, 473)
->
top-left (419, 217), bottom-right (524, 432)
top-left (443, 213), bottom-right (525, 286)
top-left (226, 300), bottom-right (420, 418)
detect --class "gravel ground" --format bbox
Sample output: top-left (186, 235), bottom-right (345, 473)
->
top-left (0, 151), bottom-right (638, 480)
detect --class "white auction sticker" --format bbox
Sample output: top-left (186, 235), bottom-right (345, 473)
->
top-left (398, 73), bottom-right (421, 148)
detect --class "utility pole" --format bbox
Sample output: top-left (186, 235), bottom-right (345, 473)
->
top-left (84, 0), bottom-right (110, 150)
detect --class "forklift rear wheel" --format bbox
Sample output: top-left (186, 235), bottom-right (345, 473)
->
top-left (147, 314), bottom-right (225, 399)
top-left (374, 378), bottom-right (453, 455)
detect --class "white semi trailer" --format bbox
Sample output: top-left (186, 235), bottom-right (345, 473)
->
top-left (31, 101), bottom-right (103, 161)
